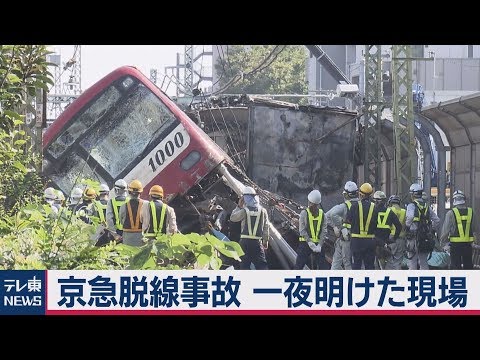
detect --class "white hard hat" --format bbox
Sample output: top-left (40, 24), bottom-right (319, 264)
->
top-left (114, 179), bottom-right (127, 190)
top-left (308, 190), bottom-right (322, 204)
top-left (99, 184), bottom-right (110, 193)
top-left (44, 187), bottom-right (57, 201)
top-left (343, 181), bottom-right (358, 197)
top-left (373, 190), bottom-right (386, 200)
top-left (243, 186), bottom-right (256, 195)
top-left (70, 187), bottom-right (83, 200)
top-left (453, 190), bottom-right (466, 205)
top-left (409, 183), bottom-right (422, 193)
top-left (409, 183), bottom-right (423, 198)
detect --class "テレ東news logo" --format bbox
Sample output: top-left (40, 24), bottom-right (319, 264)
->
top-left (0, 271), bottom-right (46, 315)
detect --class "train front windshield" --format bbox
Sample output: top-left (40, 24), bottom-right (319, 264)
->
top-left (45, 76), bottom-right (181, 193)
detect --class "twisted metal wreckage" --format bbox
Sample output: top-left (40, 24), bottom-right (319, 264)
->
top-left (175, 95), bottom-right (358, 269)
top-left (45, 90), bottom-right (358, 269)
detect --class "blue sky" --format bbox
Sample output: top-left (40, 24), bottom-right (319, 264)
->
top-left (51, 45), bottom-right (185, 96)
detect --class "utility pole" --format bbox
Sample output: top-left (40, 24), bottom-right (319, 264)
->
top-left (391, 45), bottom-right (417, 202)
top-left (363, 45), bottom-right (383, 189)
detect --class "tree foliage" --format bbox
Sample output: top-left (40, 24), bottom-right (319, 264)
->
top-left (0, 199), bottom-right (245, 270)
top-left (0, 45), bottom-right (54, 216)
top-left (214, 45), bottom-right (308, 98)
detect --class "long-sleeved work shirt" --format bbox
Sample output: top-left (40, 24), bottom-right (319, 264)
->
top-left (299, 207), bottom-right (327, 246)
top-left (230, 205), bottom-right (270, 244)
top-left (439, 204), bottom-right (477, 247)
top-left (405, 199), bottom-right (440, 232)
top-left (140, 199), bottom-right (178, 235)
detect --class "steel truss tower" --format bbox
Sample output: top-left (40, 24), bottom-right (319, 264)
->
top-left (363, 45), bottom-right (383, 189)
top-left (47, 45), bottom-right (82, 121)
top-left (392, 45), bottom-right (417, 202)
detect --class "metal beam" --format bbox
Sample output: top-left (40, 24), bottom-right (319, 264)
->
top-left (392, 45), bottom-right (417, 203)
top-left (363, 45), bottom-right (383, 189)
top-left (305, 45), bottom-right (351, 84)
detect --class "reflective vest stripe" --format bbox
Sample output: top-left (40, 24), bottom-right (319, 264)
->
top-left (123, 201), bottom-right (143, 232)
top-left (390, 207), bottom-right (406, 236)
top-left (450, 207), bottom-right (474, 242)
top-left (377, 207), bottom-right (392, 229)
top-left (299, 208), bottom-right (324, 243)
top-left (111, 198), bottom-right (127, 230)
top-left (94, 201), bottom-right (107, 224)
top-left (343, 201), bottom-right (352, 229)
top-left (413, 200), bottom-right (428, 222)
top-left (351, 202), bottom-right (375, 238)
top-left (145, 202), bottom-right (167, 237)
top-left (240, 208), bottom-right (263, 239)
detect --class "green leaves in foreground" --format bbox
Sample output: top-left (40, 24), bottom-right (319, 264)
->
top-left (127, 232), bottom-right (245, 270)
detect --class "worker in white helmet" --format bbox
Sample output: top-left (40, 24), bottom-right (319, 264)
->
top-left (440, 190), bottom-right (478, 269)
top-left (230, 186), bottom-right (270, 270)
top-left (44, 187), bottom-right (59, 216)
top-left (294, 189), bottom-right (327, 269)
top-left (405, 183), bottom-right (440, 270)
top-left (325, 181), bottom-right (358, 270)
top-left (93, 184), bottom-right (111, 246)
top-left (106, 179), bottom-right (128, 243)
top-left (386, 195), bottom-right (407, 269)
top-left (67, 187), bottom-right (84, 212)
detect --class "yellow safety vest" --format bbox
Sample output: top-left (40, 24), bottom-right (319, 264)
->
top-left (343, 200), bottom-right (352, 229)
top-left (413, 200), bottom-right (428, 222)
top-left (377, 207), bottom-right (392, 230)
top-left (450, 207), bottom-right (474, 243)
top-left (299, 208), bottom-right (324, 243)
top-left (111, 198), bottom-right (127, 230)
top-left (390, 207), bottom-right (406, 237)
top-left (240, 207), bottom-right (264, 240)
top-left (144, 201), bottom-right (167, 238)
top-left (351, 202), bottom-right (375, 238)
top-left (94, 200), bottom-right (107, 224)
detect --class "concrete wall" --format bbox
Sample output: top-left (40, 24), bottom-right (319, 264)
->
top-left (249, 106), bottom-right (357, 210)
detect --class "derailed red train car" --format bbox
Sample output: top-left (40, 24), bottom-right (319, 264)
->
top-left (43, 66), bottom-right (230, 203)
top-left (42, 66), bottom-right (301, 268)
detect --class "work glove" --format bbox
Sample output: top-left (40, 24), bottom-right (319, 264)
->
top-left (333, 226), bottom-right (341, 238)
top-left (341, 228), bottom-right (349, 241)
top-left (387, 234), bottom-right (396, 244)
top-left (443, 243), bottom-right (451, 253)
top-left (314, 244), bottom-right (322, 253)
top-left (307, 241), bottom-right (317, 252)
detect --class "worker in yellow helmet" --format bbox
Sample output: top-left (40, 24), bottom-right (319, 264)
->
top-left (344, 182), bottom-right (379, 270)
top-left (119, 179), bottom-right (147, 246)
top-left (75, 188), bottom-right (97, 224)
top-left (141, 184), bottom-right (178, 238)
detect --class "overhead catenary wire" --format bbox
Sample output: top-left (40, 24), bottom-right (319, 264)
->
top-left (216, 106), bottom-right (247, 173)
top-left (200, 91), bottom-right (237, 161)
